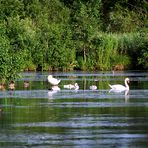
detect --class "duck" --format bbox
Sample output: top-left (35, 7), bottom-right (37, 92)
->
top-left (89, 85), bottom-right (97, 90)
top-left (8, 81), bottom-right (15, 90)
top-left (47, 75), bottom-right (61, 86)
top-left (24, 81), bottom-right (29, 88)
top-left (64, 83), bottom-right (79, 90)
top-left (109, 77), bottom-right (130, 91)
top-left (0, 83), bottom-right (5, 91)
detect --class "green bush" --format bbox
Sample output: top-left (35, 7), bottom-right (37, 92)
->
top-left (0, 36), bottom-right (24, 83)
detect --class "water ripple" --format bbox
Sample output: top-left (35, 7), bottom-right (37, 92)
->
top-left (0, 89), bottom-right (148, 99)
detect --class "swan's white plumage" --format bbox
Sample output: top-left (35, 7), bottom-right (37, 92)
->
top-left (64, 83), bottom-right (79, 90)
top-left (64, 84), bottom-right (75, 89)
top-left (47, 75), bottom-right (61, 86)
top-left (109, 78), bottom-right (130, 91)
top-left (74, 83), bottom-right (79, 90)
top-left (89, 85), bottom-right (97, 90)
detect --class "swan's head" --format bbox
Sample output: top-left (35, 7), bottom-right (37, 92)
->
top-left (48, 75), bottom-right (53, 79)
top-left (75, 83), bottom-right (79, 87)
top-left (125, 78), bottom-right (130, 83)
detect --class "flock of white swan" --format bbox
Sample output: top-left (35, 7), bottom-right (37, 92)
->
top-left (47, 75), bottom-right (130, 93)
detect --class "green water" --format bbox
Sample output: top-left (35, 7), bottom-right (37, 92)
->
top-left (0, 71), bottom-right (148, 148)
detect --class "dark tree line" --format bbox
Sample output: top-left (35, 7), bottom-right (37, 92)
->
top-left (0, 0), bottom-right (147, 83)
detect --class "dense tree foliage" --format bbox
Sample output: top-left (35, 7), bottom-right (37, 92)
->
top-left (0, 0), bottom-right (147, 82)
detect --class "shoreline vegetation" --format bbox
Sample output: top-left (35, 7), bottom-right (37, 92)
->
top-left (0, 0), bottom-right (147, 83)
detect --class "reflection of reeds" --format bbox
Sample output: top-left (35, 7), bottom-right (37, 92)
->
top-left (81, 75), bottom-right (109, 90)
top-left (97, 77), bottom-right (110, 90)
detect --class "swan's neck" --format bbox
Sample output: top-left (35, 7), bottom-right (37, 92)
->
top-left (125, 80), bottom-right (129, 90)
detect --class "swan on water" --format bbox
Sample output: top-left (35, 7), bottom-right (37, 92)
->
top-left (47, 75), bottom-right (61, 86)
top-left (74, 83), bottom-right (79, 90)
top-left (64, 83), bottom-right (79, 90)
top-left (109, 77), bottom-right (130, 91)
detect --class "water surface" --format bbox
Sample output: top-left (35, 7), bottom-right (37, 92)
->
top-left (0, 71), bottom-right (148, 148)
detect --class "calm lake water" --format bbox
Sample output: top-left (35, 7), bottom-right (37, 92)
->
top-left (0, 71), bottom-right (148, 148)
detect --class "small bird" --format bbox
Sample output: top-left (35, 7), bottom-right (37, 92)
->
top-left (24, 81), bottom-right (29, 88)
top-left (0, 84), bottom-right (5, 91)
top-left (9, 81), bottom-right (15, 90)
top-left (109, 77), bottom-right (130, 91)
top-left (89, 85), bottom-right (97, 90)
top-left (47, 75), bottom-right (61, 86)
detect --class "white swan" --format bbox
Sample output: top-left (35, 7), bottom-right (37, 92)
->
top-left (109, 77), bottom-right (130, 91)
top-left (74, 83), bottom-right (79, 90)
top-left (64, 84), bottom-right (75, 89)
top-left (47, 75), bottom-right (61, 86)
top-left (64, 83), bottom-right (79, 90)
top-left (89, 85), bottom-right (97, 90)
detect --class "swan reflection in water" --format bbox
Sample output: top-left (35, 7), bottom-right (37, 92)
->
top-left (48, 86), bottom-right (60, 99)
top-left (109, 89), bottom-right (129, 102)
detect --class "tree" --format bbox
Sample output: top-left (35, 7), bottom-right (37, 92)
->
top-left (71, 0), bottom-right (102, 70)
top-left (0, 35), bottom-right (24, 83)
